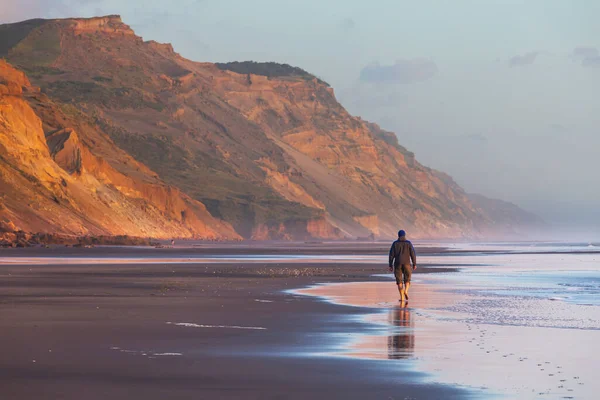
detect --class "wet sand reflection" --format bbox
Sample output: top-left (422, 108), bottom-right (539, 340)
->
top-left (387, 305), bottom-right (415, 360)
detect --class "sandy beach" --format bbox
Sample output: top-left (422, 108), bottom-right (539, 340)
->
top-left (1, 242), bottom-right (599, 399)
top-left (0, 242), bottom-right (470, 399)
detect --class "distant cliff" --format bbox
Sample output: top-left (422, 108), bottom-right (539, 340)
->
top-left (0, 15), bottom-right (543, 239)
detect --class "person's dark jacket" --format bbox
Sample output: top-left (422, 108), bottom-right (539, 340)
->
top-left (389, 237), bottom-right (416, 268)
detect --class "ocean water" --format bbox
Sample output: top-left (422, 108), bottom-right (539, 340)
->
top-left (422, 243), bottom-right (600, 313)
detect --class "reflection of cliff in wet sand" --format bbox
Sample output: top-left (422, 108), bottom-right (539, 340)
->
top-left (387, 305), bottom-right (415, 360)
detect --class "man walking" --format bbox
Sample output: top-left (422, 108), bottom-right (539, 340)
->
top-left (388, 230), bottom-right (417, 303)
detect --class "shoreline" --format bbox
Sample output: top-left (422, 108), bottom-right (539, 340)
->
top-left (3, 243), bottom-right (597, 399)
top-left (294, 274), bottom-right (597, 398)
top-left (0, 246), bottom-right (473, 400)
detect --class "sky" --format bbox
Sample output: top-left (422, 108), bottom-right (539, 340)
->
top-left (1, 0), bottom-right (599, 232)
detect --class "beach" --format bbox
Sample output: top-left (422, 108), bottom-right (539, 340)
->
top-left (1, 242), bottom-right (598, 399)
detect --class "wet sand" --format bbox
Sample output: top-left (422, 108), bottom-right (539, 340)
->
top-left (0, 244), bottom-right (471, 400)
top-left (296, 279), bottom-right (598, 399)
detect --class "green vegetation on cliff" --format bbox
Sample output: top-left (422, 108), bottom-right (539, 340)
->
top-left (215, 61), bottom-right (329, 86)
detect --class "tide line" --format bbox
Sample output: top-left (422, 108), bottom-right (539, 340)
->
top-left (166, 322), bottom-right (267, 330)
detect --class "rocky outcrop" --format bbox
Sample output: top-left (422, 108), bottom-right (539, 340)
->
top-left (259, 158), bottom-right (325, 210)
top-left (251, 218), bottom-right (341, 241)
top-left (70, 15), bottom-right (136, 37)
top-left (46, 128), bottom-right (82, 174)
top-left (353, 215), bottom-right (380, 236)
top-left (0, 231), bottom-right (156, 248)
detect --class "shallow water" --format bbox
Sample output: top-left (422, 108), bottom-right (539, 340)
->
top-left (295, 242), bottom-right (600, 399)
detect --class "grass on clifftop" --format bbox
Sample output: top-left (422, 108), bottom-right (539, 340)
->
top-left (0, 19), bottom-right (47, 57)
top-left (216, 61), bottom-right (330, 86)
top-left (5, 24), bottom-right (62, 68)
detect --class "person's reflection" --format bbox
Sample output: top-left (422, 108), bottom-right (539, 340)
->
top-left (387, 304), bottom-right (415, 359)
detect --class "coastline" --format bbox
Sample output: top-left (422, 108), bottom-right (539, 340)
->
top-left (3, 242), bottom-right (597, 399)
top-left (0, 244), bottom-right (474, 400)
top-left (294, 268), bottom-right (598, 398)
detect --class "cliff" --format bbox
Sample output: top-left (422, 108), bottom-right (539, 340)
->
top-left (0, 16), bottom-right (542, 239)
top-left (0, 60), bottom-right (239, 240)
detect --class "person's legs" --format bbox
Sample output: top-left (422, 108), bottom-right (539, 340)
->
top-left (394, 268), bottom-right (406, 302)
top-left (402, 264), bottom-right (412, 300)
top-left (396, 283), bottom-right (405, 302)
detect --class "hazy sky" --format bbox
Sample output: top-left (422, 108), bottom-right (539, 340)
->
top-left (1, 0), bottom-right (599, 229)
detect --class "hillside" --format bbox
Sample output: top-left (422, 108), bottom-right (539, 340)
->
top-left (467, 193), bottom-right (546, 237)
top-left (0, 60), bottom-right (238, 240)
top-left (0, 15), bottom-right (542, 240)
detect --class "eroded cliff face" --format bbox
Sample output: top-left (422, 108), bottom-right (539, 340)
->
top-left (0, 60), bottom-right (239, 239)
top-left (70, 15), bottom-right (136, 36)
top-left (209, 69), bottom-right (490, 238)
top-left (0, 16), bottom-right (543, 239)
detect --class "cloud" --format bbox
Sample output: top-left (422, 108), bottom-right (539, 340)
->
top-left (572, 47), bottom-right (599, 59)
top-left (359, 59), bottom-right (438, 84)
top-left (508, 51), bottom-right (540, 67)
top-left (572, 47), bottom-right (600, 68)
top-left (0, 0), bottom-right (60, 22)
top-left (582, 56), bottom-right (600, 68)
top-left (340, 18), bottom-right (356, 31)
top-left (0, 0), bottom-right (103, 23)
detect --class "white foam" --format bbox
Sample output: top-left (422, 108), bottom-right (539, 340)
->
top-left (166, 322), bottom-right (266, 330)
top-left (254, 299), bottom-right (273, 303)
top-left (109, 347), bottom-right (183, 357)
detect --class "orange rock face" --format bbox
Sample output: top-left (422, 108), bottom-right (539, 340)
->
top-left (0, 17), bottom-right (543, 240)
top-left (70, 15), bottom-right (136, 37)
top-left (0, 60), bottom-right (239, 240)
